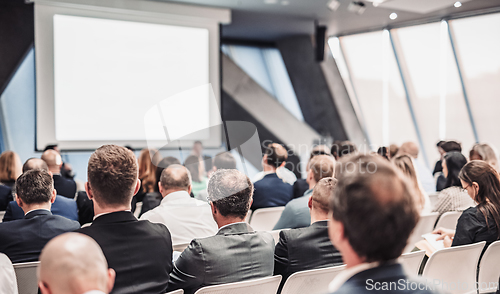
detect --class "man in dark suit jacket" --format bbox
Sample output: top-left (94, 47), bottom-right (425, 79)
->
top-left (328, 155), bottom-right (441, 294)
top-left (42, 150), bottom-right (76, 198)
top-left (0, 184), bottom-right (13, 211)
top-left (76, 145), bottom-right (173, 294)
top-left (251, 143), bottom-right (293, 210)
top-left (274, 178), bottom-right (343, 292)
top-left (166, 169), bottom-right (275, 294)
top-left (3, 194), bottom-right (78, 222)
top-left (0, 169), bottom-right (80, 263)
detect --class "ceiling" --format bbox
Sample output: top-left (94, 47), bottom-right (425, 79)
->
top-left (160, 0), bottom-right (500, 42)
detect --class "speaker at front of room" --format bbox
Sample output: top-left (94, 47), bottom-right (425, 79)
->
top-left (315, 25), bottom-right (327, 62)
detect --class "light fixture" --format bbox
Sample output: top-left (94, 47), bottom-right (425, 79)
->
top-left (454, 1), bottom-right (462, 8)
top-left (389, 12), bottom-right (398, 20)
top-left (347, 1), bottom-right (366, 15)
top-left (327, 0), bottom-right (341, 11)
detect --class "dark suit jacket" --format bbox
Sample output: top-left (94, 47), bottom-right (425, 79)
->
top-left (274, 221), bottom-right (343, 292)
top-left (76, 211), bottom-right (173, 294)
top-left (251, 173), bottom-right (293, 210)
top-left (0, 185), bottom-right (13, 211)
top-left (53, 174), bottom-right (77, 199)
top-left (292, 179), bottom-right (309, 199)
top-left (0, 210), bottom-right (80, 263)
top-left (140, 192), bottom-right (162, 217)
top-left (3, 195), bottom-right (78, 222)
top-left (76, 191), bottom-right (94, 225)
top-left (332, 263), bottom-right (441, 294)
top-left (166, 222), bottom-right (275, 294)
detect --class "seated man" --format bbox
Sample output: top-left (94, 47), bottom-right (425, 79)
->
top-left (41, 149), bottom-right (77, 198)
top-left (274, 155), bottom-right (336, 230)
top-left (166, 169), bottom-right (275, 294)
top-left (274, 177), bottom-right (343, 292)
top-left (76, 145), bottom-right (173, 294)
top-left (39, 233), bottom-right (115, 294)
top-left (2, 158), bottom-right (78, 222)
top-left (0, 169), bottom-right (80, 263)
top-left (251, 143), bottom-right (293, 210)
top-left (292, 145), bottom-right (332, 199)
top-left (140, 164), bottom-right (217, 245)
top-left (328, 155), bottom-right (440, 294)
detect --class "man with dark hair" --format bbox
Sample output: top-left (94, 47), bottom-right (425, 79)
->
top-left (274, 177), bottom-right (343, 293)
top-left (293, 145), bottom-right (332, 199)
top-left (274, 155), bottom-right (336, 230)
top-left (140, 164), bottom-right (217, 245)
top-left (41, 149), bottom-right (76, 198)
top-left (0, 169), bottom-right (80, 263)
top-left (76, 145), bottom-right (173, 294)
top-left (2, 158), bottom-right (78, 222)
top-left (328, 154), bottom-right (438, 294)
top-left (251, 143), bottom-right (293, 210)
top-left (166, 169), bottom-right (274, 294)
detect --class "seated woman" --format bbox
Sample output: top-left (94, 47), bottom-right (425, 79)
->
top-left (0, 151), bottom-right (22, 211)
top-left (433, 160), bottom-right (500, 250)
top-left (432, 151), bottom-right (472, 217)
top-left (470, 143), bottom-right (499, 171)
top-left (392, 154), bottom-right (431, 213)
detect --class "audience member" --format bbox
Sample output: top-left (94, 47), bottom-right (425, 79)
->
top-left (38, 233), bottom-right (115, 294)
top-left (251, 143), bottom-right (293, 210)
top-left (433, 160), bottom-right (500, 253)
top-left (136, 148), bottom-right (162, 201)
top-left (432, 152), bottom-right (472, 217)
top-left (44, 144), bottom-right (74, 179)
top-left (389, 144), bottom-right (399, 159)
top-left (184, 155), bottom-right (208, 198)
top-left (0, 253), bottom-right (18, 294)
top-left (2, 158), bottom-right (78, 222)
top-left (399, 141), bottom-right (436, 195)
top-left (330, 141), bottom-right (342, 160)
top-left (392, 154), bottom-right (431, 213)
top-left (432, 141), bottom-right (446, 175)
top-left (292, 145), bottom-right (332, 199)
top-left (76, 145), bottom-right (173, 294)
top-left (75, 191), bottom-right (94, 226)
top-left (253, 143), bottom-right (297, 185)
top-left (166, 169), bottom-right (274, 294)
top-left (377, 146), bottom-right (389, 160)
top-left (435, 141), bottom-right (462, 191)
top-left (0, 151), bottom-right (22, 210)
top-left (196, 152), bottom-right (237, 201)
top-left (274, 155), bottom-right (336, 229)
top-left (337, 141), bottom-right (357, 158)
top-left (327, 154), bottom-right (438, 294)
top-left (192, 140), bottom-right (212, 173)
top-left (140, 164), bottom-right (217, 245)
top-left (0, 169), bottom-right (80, 263)
top-left (41, 149), bottom-right (77, 198)
top-left (274, 178), bottom-right (343, 293)
top-left (470, 143), bottom-right (499, 171)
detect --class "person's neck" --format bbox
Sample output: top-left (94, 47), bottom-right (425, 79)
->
top-left (308, 180), bottom-right (317, 190)
top-left (310, 210), bottom-right (328, 224)
top-left (216, 217), bottom-right (245, 229)
top-left (48, 167), bottom-right (61, 174)
top-left (22, 203), bottom-right (51, 214)
top-left (161, 189), bottom-right (187, 198)
top-left (341, 246), bottom-right (366, 268)
top-left (263, 164), bottom-right (277, 173)
top-left (93, 201), bottom-right (131, 217)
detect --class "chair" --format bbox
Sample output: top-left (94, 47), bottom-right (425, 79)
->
top-left (165, 290), bottom-right (184, 294)
top-left (268, 230), bottom-right (281, 245)
top-left (13, 261), bottom-right (40, 294)
top-left (435, 211), bottom-right (462, 230)
top-left (173, 242), bottom-right (190, 252)
top-left (280, 265), bottom-right (346, 294)
top-left (478, 240), bottom-right (500, 293)
top-left (404, 212), bottom-right (439, 253)
top-left (193, 275), bottom-right (282, 294)
top-left (134, 202), bottom-right (143, 218)
top-left (422, 241), bottom-right (485, 294)
top-left (249, 207), bottom-right (285, 231)
top-left (0, 210), bottom-right (5, 223)
top-left (398, 250), bottom-right (425, 276)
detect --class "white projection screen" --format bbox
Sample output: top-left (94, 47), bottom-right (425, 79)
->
top-left (34, 0), bottom-right (230, 150)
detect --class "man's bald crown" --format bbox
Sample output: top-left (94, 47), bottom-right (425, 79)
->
top-left (41, 150), bottom-right (62, 168)
top-left (160, 164), bottom-right (192, 191)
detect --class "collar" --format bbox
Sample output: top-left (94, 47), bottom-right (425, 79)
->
top-left (217, 222), bottom-right (252, 235)
top-left (310, 220), bottom-right (328, 228)
top-left (24, 209), bottom-right (52, 219)
top-left (160, 190), bottom-right (191, 204)
top-left (303, 188), bottom-right (313, 197)
top-left (92, 211), bottom-right (135, 223)
top-left (82, 291), bottom-right (107, 294)
top-left (329, 261), bottom-right (380, 292)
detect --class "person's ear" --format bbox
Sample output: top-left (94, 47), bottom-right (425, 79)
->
top-left (158, 182), bottom-right (164, 195)
top-left (248, 197), bottom-right (253, 209)
top-left (48, 171), bottom-right (53, 177)
top-left (107, 268), bottom-right (116, 293)
top-left (279, 161), bottom-right (286, 168)
top-left (133, 179), bottom-right (141, 195)
top-left (308, 196), bottom-right (313, 209)
top-left (262, 154), bottom-right (268, 165)
top-left (187, 185), bottom-right (192, 195)
top-left (38, 281), bottom-right (51, 294)
top-left (85, 182), bottom-right (94, 200)
top-left (16, 195), bottom-right (23, 208)
top-left (210, 201), bottom-right (217, 215)
top-left (472, 182), bottom-right (480, 195)
top-left (50, 189), bottom-right (56, 203)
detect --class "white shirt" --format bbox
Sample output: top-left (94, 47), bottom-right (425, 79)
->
top-left (83, 291), bottom-right (106, 294)
top-left (252, 167), bottom-right (297, 185)
top-left (140, 191), bottom-right (218, 245)
top-left (0, 253), bottom-right (18, 294)
top-left (328, 262), bottom-right (380, 292)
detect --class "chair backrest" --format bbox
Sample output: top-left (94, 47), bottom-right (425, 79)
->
top-left (134, 202), bottom-right (143, 218)
top-left (173, 243), bottom-right (190, 252)
top-left (478, 240), bottom-right (500, 293)
top-left (280, 265), bottom-right (346, 294)
top-left (193, 275), bottom-right (282, 294)
top-left (422, 241), bottom-right (486, 294)
top-left (435, 211), bottom-right (462, 230)
top-left (398, 251), bottom-right (425, 276)
top-left (428, 192), bottom-right (440, 208)
top-left (0, 210), bottom-right (5, 223)
top-left (165, 290), bottom-right (184, 294)
top-left (268, 230), bottom-right (281, 245)
top-left (249, 207), bottom-right (285, 231)
top-left (404, 212), bottom-right (439, 253)
top-left (13, 261), bottom-right (40, 294)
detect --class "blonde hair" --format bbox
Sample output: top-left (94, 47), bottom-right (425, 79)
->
top-left (0, 151), bottom-right (22, 183)
top-left (138, 149), bottom-right (162, 194)
top-left (471, 143), bottom-right (499, 171)
top-left (392, 154), bottom-right (426, 211)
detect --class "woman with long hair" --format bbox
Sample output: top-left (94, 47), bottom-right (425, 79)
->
top-left (0, 151), bottom-right (22, 210)
top-left (433, 160), bottom-right (500, 249)
top-left (470, 143), bottom-right (499, 171)
top-left (392, 154), bottom-right (431, 213)
top-left (136, 149), bottom-right (162, 200)
top-left (432, 151), bottom-right (472, 216)
top-left (184, 155), bottom-right (207, 198)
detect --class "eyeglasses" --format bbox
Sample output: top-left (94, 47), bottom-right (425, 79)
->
top-left (462, 184), bottom-right (470, 192)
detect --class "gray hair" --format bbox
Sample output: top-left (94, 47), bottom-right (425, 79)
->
top-left (207, 169), bottom-right (252, 219)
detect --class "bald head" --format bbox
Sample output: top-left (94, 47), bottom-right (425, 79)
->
top-left (399, 142), bottom-right (419, 159)
top-left (23, 158), bottom-right (49, 173)
top-left (41, 150), bottom-right (63, 173)
top-left (38, 233), bottom-right (115, 294)
top-left (159, 164), bottom-right (192, 194)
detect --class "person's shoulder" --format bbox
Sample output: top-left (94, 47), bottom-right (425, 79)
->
top-left (138, 219), bottom-right (171, 236)
top-left (50, 214), bottom-right (81, 227)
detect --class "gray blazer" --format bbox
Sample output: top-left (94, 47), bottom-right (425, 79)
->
top-left (166, 222), bottom-right (275, 294)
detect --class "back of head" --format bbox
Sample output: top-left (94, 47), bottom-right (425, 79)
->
top-left (309, 155), bottom-right (336, 183)
top-left (330, 154), bottom-right (419, 262)
top-left (310, 145), bottom-right (332, 160)
top-left (0, 151), bottom-right (22, 182)
top-left (160, 164), bottom-right (191, 192)
top-left (441, 141), bottom-right (462, 153)
top-left (39, 232), bottom-right (112, 294)
top-left (184, 155), bottom-right (201, 182)
top-left (331, 141), bottom-right (343, 159)
top-left (311, 177), bottom-right (337, 213)
top-left (338, 141), bottom-right (357, 158)
top-left (471, 143), bottom-right (499, 170)
top-left (207, 169), bottom-right (253, 219)
top-left (264, 143), bottom-right (288, 168)
top-left (389, 144), bottom-right (399, 158)
top-left (392, 154), bottom-right (425, 209)
top-left (23, 158), bottom-right (49, 173)
top-left (41, 150), bottom-right (62, 169)
top-left (155, 157), bottom-right (181, 192)
top-left (87, 145), bottom-right (138, 207)
top-left (399, 142), bottom-right (419, 158)
top-left (213, 152), bottom-right (237, 170)
top-left (138, 149), bottom-right (161, 193)
top-left (16, 169), bottom-right (54, 205)
top-left (443, 151), bottom-right (467, 188)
